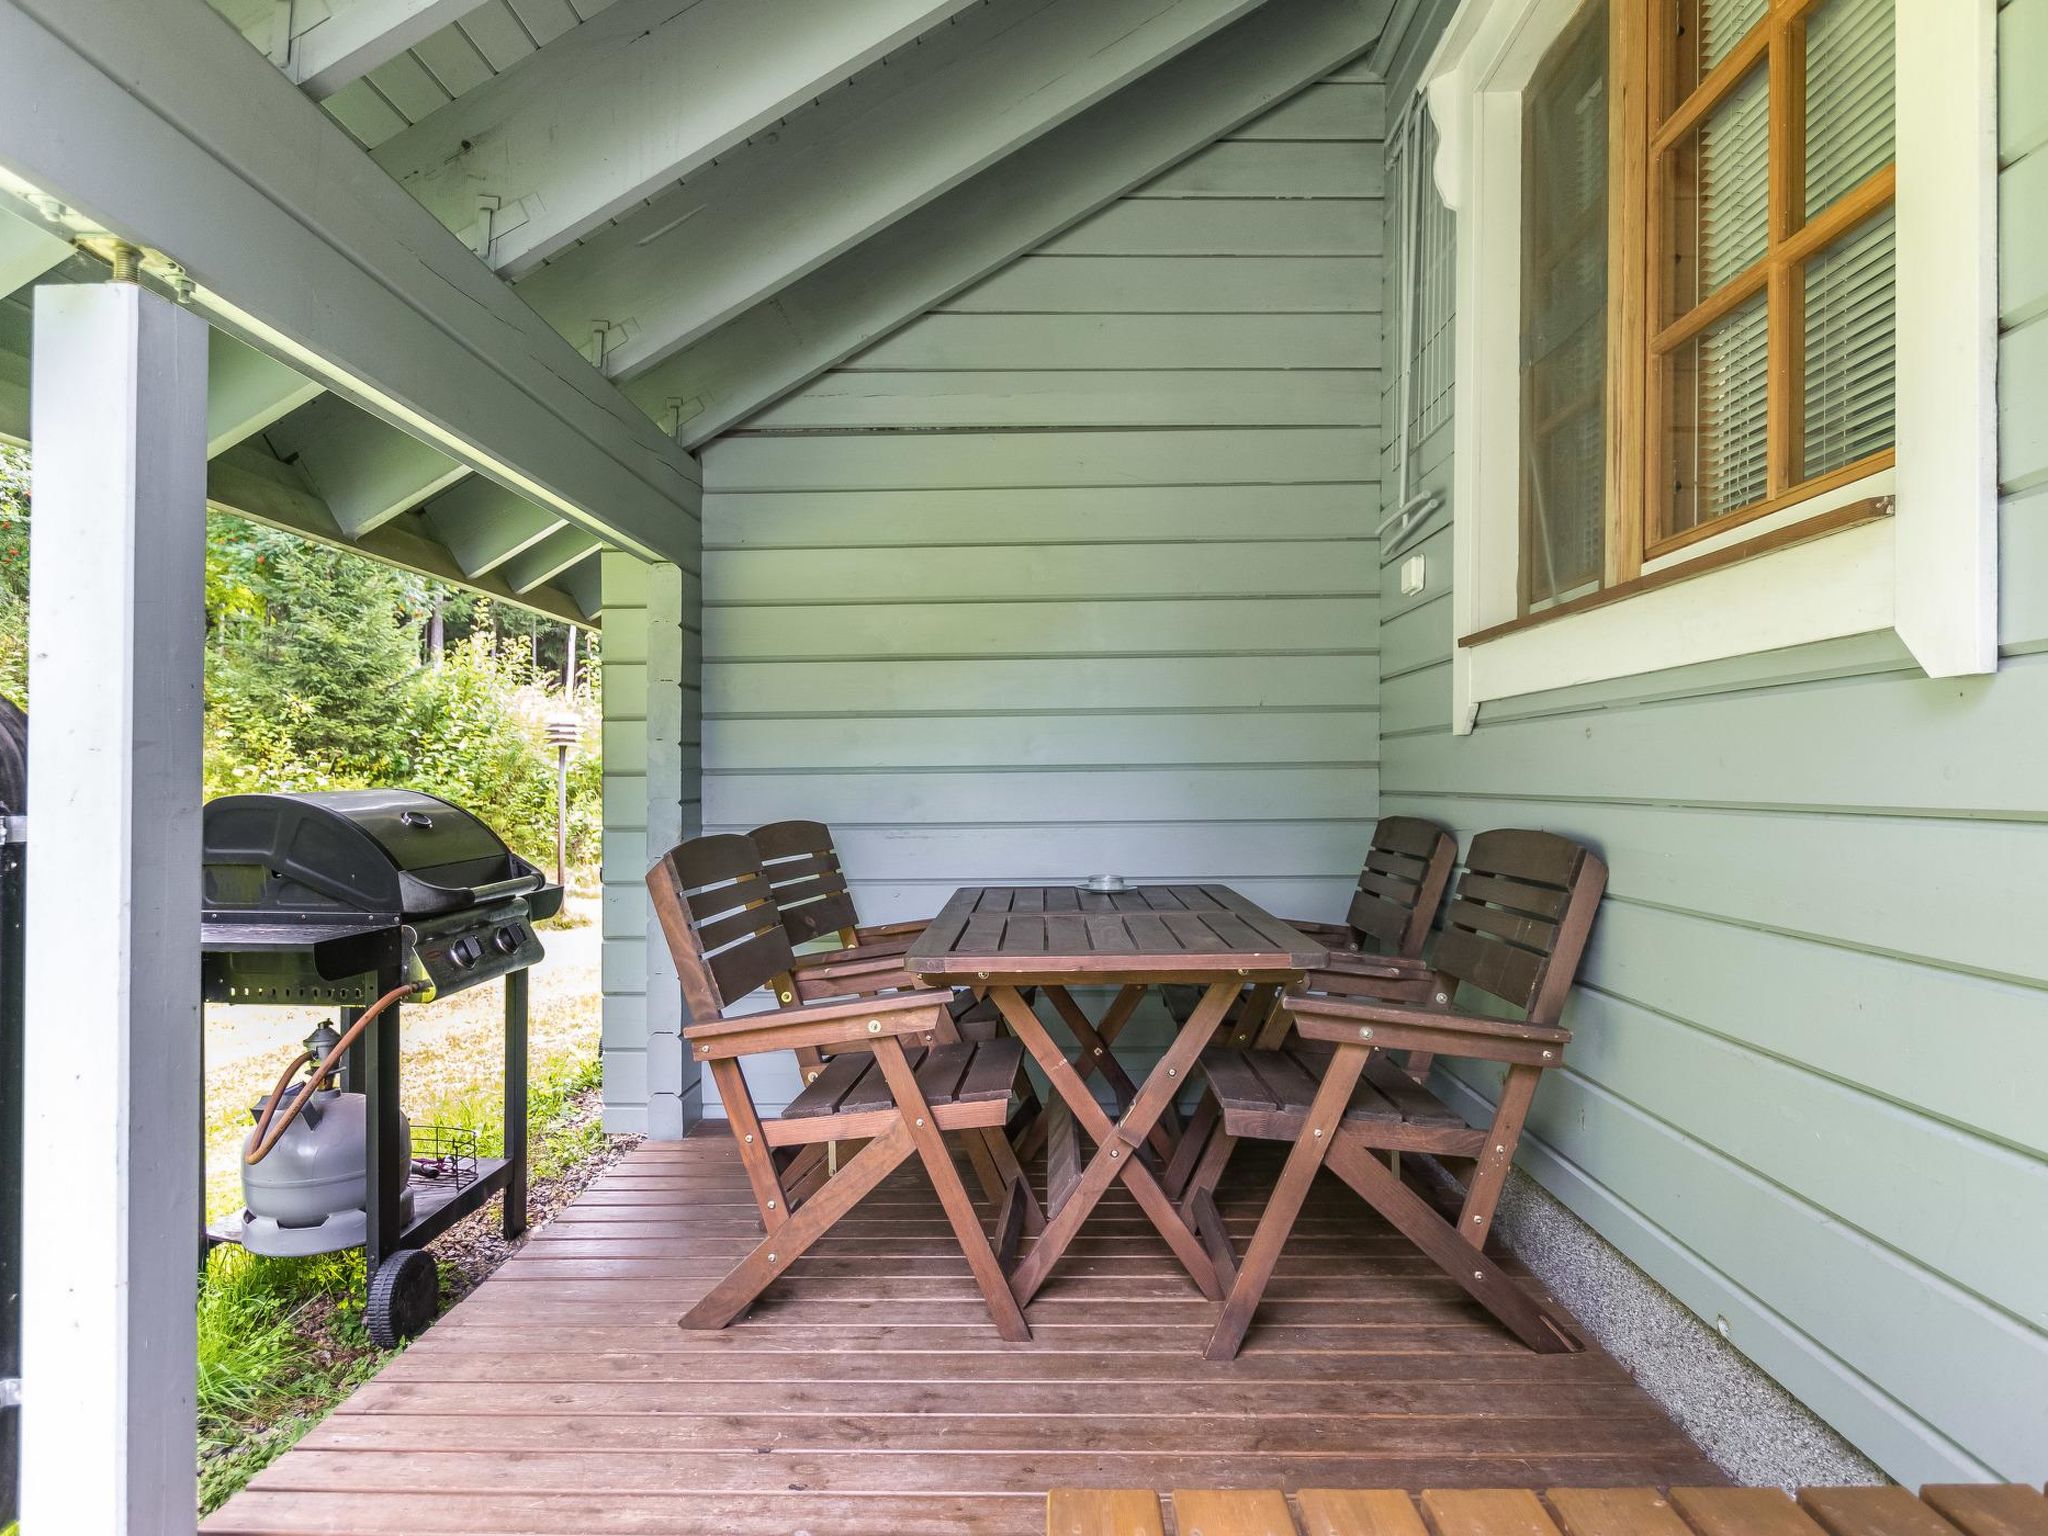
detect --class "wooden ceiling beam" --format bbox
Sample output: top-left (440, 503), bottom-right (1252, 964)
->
top-left (373, 0), bottom-right (983, 278)
top-left (209, 441), bottom-right (595, 627)
top-left (630, 0), bottom-right (1394, 446)
top-left (423, 475), bottom-right (564, 577)
top-left (281, 0), bottom-right (493, 100)
top-left (514, 0), bottom-right (1270, 384)
top-left (261, 393), bottom-right (469, 537)
top-left (0, 0), bottom-right (698, 565)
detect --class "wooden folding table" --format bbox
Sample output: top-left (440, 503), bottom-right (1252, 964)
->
top-left (906, 884), bottom-right (1325, 1306)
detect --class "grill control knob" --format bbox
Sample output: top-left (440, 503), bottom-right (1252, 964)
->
top-left (449, 936), bottom-right (484, 969)
top-left (493, 925), bottom-right (525, 956)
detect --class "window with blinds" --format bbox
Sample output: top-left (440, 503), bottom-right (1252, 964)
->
top-left (1502, 0), bottom-right (1896, 620)
top-left (1383, 102), bottom-right (1455, 540)
top-left (1653, 0), bottom-right (1895, 549)
top-left (1519, 0), bottom-right (1610, 608)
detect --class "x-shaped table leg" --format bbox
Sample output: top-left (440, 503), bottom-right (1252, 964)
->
top-left (1013, 983), bottom-right (1145, 1159)
top-left (995, 980), bottom-right (1237, 1305)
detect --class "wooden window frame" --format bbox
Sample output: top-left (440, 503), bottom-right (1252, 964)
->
top-left (1526, 0), bottom-right (1899, 621)
top-left (1428, 0), bottom-right (1994, 729)
top-left (1639, 0), bottom-right (1896, 562)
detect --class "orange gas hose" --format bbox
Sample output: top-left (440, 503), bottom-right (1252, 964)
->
top-left (244, 982), bottom-right (423, 1165)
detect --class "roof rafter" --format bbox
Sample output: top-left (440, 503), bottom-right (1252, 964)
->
top-left (263, 393), bottom-right (469, 536)
top-left (207, 331), bottom-right (323, 455)
top-left (514, 0), bottom-right (1269, 384)
top-left (210, 442), bottom-right (594, 625)
top-left (631, 0), bottom-right (1395, 445)
top-left (0, 0), bottom-right (698, 566)
top-left (282, 0), bottom-right (491, 99)
top-left (499, 524), bottom-right (601, 593)
top-left (374, 0), bottom-right (984, 277)
top-left (423, 475), bottom-right (564, 577)
top-left (0, 203), bottom-right (68, 296)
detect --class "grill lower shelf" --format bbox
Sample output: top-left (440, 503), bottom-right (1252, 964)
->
top-left (208, 1156), bottom-right (511, 1253)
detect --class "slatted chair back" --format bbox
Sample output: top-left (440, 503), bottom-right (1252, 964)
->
top-left (1431, 829), bottom-right (1607, 1025)
top-left (1344, 815), bottom-right (1456, 958)
top-left (647, 833), bottom-right (803, 1020)
top-left (750, 819), bottom-right (864, 948)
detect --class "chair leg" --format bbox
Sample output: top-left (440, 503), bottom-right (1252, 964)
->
top-left (1457, 1063), bottom-right (1541, 1249)
top-left (1161, 1089), bottom-right (1220, 1201)
top-left (709, 1058), bottom-right (790, 1230)
top-left (1179, 1118), bottom-right (1239, 1216)
top-left (1204, 1044), bottom-right (1368, 1362)
top-left (870, 1036), bottom-right (1031, 1342)
top-left (1323, 1130), bottom-right (1579, 1353)
top-left (779, 1143), bottom-right (831, 1211)
top-left (975, 1125), bottom-right (1046, 1235)
top-left (681, 1119), bottom-right (914, 1331)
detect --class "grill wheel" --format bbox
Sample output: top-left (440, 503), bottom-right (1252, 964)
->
top-left (365, 1248), bottom-right (439, 1347)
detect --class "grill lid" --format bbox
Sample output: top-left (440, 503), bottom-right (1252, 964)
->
top-left (203, 789), bottom-right (546, 921)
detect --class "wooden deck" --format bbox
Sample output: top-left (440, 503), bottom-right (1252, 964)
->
top-left (205, 1129), bottom-right (1722, 1535)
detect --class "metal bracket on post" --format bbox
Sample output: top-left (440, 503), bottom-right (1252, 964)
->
top-left (0, 1376), bottom-right (18, 1408)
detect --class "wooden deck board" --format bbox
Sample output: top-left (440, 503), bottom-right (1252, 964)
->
top-left (203, 1133), bottom-right (1722, 1536)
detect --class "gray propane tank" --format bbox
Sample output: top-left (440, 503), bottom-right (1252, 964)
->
top-left (241, 1023), bottom-right (413, 1258)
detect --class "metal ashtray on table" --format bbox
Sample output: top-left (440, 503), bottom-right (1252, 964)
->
top-left (200, 788), bottom-right (558, 1344)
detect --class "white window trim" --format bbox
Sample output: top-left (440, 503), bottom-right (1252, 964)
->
top-left (1423, 0), bottom-right (1998, 734)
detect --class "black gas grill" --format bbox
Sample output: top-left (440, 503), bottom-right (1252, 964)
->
top-left (201, 788), bottom-right (561, 1005)
top-left (199, 789), bottom-right (559, 1343)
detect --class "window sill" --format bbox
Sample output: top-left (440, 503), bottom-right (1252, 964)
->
top-left (1460, 498), bottom-right (1892, 649)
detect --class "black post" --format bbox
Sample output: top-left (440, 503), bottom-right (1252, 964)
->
top-left (338, 1002), bottom-right (366, 1094)
top-left (502, 969), bottom-right (529, 1240)
top-left (362, 965), bottom-right (406, 1274)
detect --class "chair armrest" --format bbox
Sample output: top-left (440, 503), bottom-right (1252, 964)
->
top-left (855, 919), bottom-right (929, 941)
top-left (1286, 990), bottom-right (1569, 1066)
top-left (1317, 949), bottom-right (1428, 975)
top-left (1302, 959), bottom-right (1441, 1004)
top-left (793, 965), bottom-right (922, 1002)
top-left (685, 989), bottom-right (952, 1061)
top-left (788, 944), bottom-right (913, 978)
top-left (1283, 920), bottom-right (1356, 945)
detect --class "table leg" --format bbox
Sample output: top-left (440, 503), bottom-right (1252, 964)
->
top-left (1046, 985), bottom-right (1184, 1161)
top-left (1014, 984), bottom-right (1145, 1160)
top-left (993, 981), bottom-right (1237, 1305)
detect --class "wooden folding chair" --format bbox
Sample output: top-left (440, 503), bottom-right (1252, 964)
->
top-left (1162, 815), bottom-right (1456, 1041)
top-left (648, 835), bottom-right (1040, 1340)
top-left (752, 817), bottom-right (1022, 1042)
top-left (1160, 816), bottom-right (1457, 1198)
top-left (1195, 829), bottom-right (1607, 1360)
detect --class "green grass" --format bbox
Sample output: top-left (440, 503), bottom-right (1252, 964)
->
top-left (195, 1042), bottom-right (606, 1515)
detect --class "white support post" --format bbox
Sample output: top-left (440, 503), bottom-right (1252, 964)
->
top-left (599, 554), bottom-right (697, 1138)
top-left (21, 281), bottom-right (208, 1536)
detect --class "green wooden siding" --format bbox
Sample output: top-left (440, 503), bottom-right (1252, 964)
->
top-left (1372, 0), bottom-right (2048, 1487)
top-left (698, 75), bottom-right (1387, 1108)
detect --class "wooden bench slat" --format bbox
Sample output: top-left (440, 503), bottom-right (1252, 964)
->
top-left (1799, 1488), bottom-right (1965, 1536)
top-left (1297, 1488), bottom-right (1429, 1536)
top-left (1671, 1488), bottom-right (1833, 1536)
top-left (1046, 1488), bottom-right (1165, 1536)
top-left (1920, 1486), bottom-right (2048, 1536)
top-left (1546, 1488), bottom-right (1696, 1536)
top-left (782, 1052), bottom-right (873, 1119)
top-left (1361, 1054), bottom-right (1466, 1128)
top-left (1422, 1489), bottom-right (1563, 1536)
top-left (955, 1037), bottom-right (1023, 1101)
top-left (1175, 1487), bottom-right (1299, 1536)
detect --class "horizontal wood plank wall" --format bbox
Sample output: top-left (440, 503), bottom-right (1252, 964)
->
top-left (1372, 0), bottom-right (2048, 1490)
top-left (600, 551), bottom-right (705, 1135)
top-left (699, 74), bottom-right (1387, 1111)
